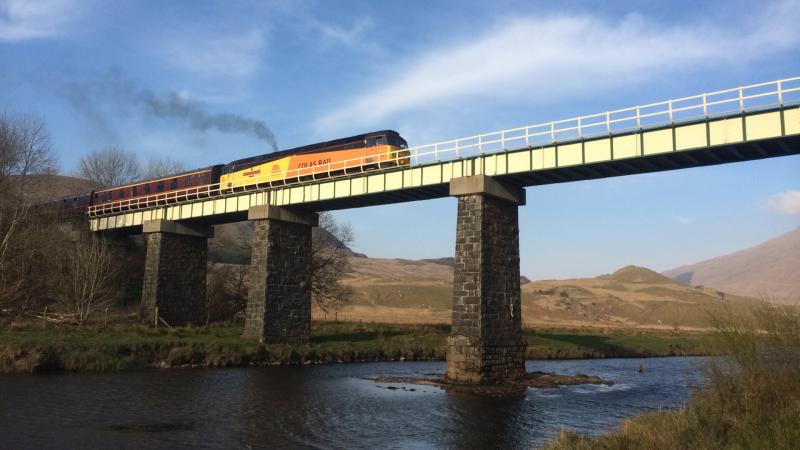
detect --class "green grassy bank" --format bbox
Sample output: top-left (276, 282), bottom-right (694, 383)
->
top-left (0, 322), bottom-right (711, 373)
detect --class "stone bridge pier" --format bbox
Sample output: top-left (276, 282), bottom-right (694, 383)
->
top-left (446, 175), bottom-right (526, 384)
top-left (141, 219), bottom-right (211, 326)
top-left (243, 205), bottom-right (318, 344)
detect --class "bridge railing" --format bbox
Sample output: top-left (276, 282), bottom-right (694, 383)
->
top-left (88, 76), bottom-right (800, 217)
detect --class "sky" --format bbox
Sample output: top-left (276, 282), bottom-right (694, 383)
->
top-left (1, 0), bottom-right (799, 279)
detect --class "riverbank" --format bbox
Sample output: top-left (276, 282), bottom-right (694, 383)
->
top-left (545, 302), bottom-right (800, 450)
top-left (0, 321), bottom-right (712, 373)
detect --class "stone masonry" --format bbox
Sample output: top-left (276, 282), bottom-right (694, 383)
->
top-left (446, 175), bottom-right (526, 384)
top-left (243, 205), bottom-right (318, 344)
top-left (141, 220), bottom-right (211, 326)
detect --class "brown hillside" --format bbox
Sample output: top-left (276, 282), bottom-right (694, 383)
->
top-left (321, 259), bottom-right (758, 330)
top-left (25, 175), bottom-right (96, 201)
top-left (663, 227), bottom-right (800, 304)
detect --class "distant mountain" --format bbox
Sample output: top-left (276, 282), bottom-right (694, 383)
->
top-left (663, 227), bottom-right (800, 304)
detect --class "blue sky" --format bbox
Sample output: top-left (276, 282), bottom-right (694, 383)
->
top-left (2, 0), bottom-right (799, 279)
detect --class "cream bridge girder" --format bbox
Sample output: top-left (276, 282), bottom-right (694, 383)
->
top-left (91, 104), bottom-right (800, 232)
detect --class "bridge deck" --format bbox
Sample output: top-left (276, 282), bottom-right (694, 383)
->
top-left (90, 95), bottom-right (800, 232)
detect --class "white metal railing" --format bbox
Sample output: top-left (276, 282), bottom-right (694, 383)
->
top-left (88, 76), bottom-right (800, 217)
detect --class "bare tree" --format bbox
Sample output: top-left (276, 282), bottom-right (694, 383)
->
top-left (143, 156), bottom-right (187, 179)
top-left (310, 213), bottom-right (354, 313)
top-left (206, 262), bottom-right (248, 323)
top-left (0, 113), bottom-right (57, 309)
top-left (77, 147), bottom-right (140, 188)
top-left (59, 235), bottom-right (118, 325)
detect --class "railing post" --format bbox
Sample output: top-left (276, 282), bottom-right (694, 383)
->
top-left (550, 122), bottom-right (555, 142)
top-left (577, 117), bottom-right (582, 138)
top-left (668, 100), bottom-right (673, 122)
top-left (606, 112), bottom-right (611, 133)
top-left (703, 94), bottom-right (708, 117)
top-left (636, 107), bottom-right (641, 128)
top-left (738, 87), bottom-right (745, 111)
top-left (778, 80), bottom-right (784, 105)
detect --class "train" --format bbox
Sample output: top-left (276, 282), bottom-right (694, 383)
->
top-left (54, 130), bottom-right (409, 215)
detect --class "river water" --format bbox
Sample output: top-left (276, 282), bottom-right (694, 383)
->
top-left (0, 357), bottom-right (704, 449)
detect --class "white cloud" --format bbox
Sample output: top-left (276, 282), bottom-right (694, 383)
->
top-left (766, 191), bottom-right (800, 215)
top-left (315, 1), bottom-right (800, 135)
top-left (0, 0), bottom-right (83, 41)
top-left (163, 28), bottom-right (266, 78)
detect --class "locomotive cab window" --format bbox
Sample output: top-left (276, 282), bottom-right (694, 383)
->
top-left (365, 138), bottom-right (377, 147)
top-left (376, 136), bottom-right (387, 146)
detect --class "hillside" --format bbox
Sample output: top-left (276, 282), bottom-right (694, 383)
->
top-left (663, 227), bottom-right (800, 304)
top-left (325, 261), bottom-right (757, 330)
top-left (23, 175), bottom-right (96, 202)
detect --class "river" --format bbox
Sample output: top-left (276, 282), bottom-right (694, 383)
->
top-left (0, 357), bottom-right (705, 449)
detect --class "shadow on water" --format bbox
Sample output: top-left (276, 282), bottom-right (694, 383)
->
top-left (109, 421), bottom-right (195, 433)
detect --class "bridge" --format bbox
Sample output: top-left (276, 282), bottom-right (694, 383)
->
top-left (90, 77), bottom-right (800, 384)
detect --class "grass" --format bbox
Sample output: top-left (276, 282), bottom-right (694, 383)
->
top-left (0, 320), bottom-right (713, 373)
top-left (545, 302), bottom-right (800, 450)
top-left (527, 328), bottom-right (709, 359)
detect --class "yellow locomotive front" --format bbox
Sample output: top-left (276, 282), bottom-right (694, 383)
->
top-left (220, 130), bottom-right (410, 190)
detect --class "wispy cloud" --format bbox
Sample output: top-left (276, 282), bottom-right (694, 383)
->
top-left (672, 216), bottom-right (694, 225)
top-left (315, 0), bottom-right (800, 135)
top-left (304, 16), bottom-right (377, 51)
top-left (766, 191), bottom-right (800, 215)
top-left (0, 0), bottom-right (84, 41)
top-left (162, 28), bottom-right (266, 78)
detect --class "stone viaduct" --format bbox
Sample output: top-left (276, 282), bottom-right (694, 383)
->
top-left (139, 175), bottom-right (527, 384)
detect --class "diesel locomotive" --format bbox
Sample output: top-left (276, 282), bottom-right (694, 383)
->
top-left (56, 130), bottom-right (409, 215)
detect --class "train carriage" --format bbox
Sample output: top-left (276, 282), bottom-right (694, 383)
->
top-left (92, 165), bottom-right (224, 212)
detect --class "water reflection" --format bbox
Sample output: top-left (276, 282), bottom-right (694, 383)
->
top-left (443, 391), bottom-right (528, 449)
top-left (0, 357), bottom-right (704, 449)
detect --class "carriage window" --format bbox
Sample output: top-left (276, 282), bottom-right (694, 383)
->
top-left (170, 178), bottom-right (178, 190)
top-left (157, 181), bottom-right (164, 192)
top-left (144, 184), bottom-right (151, 194)
top-left (132, 186), bottom-right (137, 196)
top-left (119, 189), bottom-right (125, 199)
